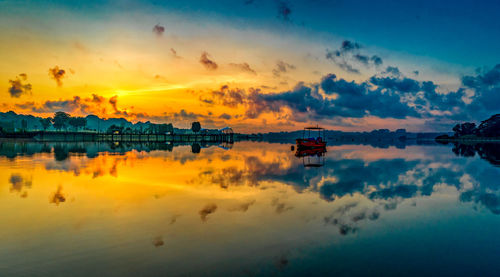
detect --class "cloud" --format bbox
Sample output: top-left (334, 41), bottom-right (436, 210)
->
top-left (203, 68), bottom-right (471, 125)
top-left (48, 66), bottom-right (66, 87)
top-left (170, 48), bottom-right (181, 59)
top-left (462, 64), bottom-right (500, 89)
top-left (326, 40), bottom-right (383, 74)
top-left (199, 203), bottom-right (217, 222)
top-left (200, 51), bottom-right (218, 70)
top-left (8, 73), bottom-right (32, 98)
top-left (277, 1), bottom-right (292, 22)
top-left (371, 55), bottom-right (383, 66)
top-left (109, 95), bottom-right (119, 114)
top-left (457, 64), bottom-right (500, 118)
top-left (228, 199), bottom-right (256, 212)
top-left (152, 24), bottom-right (165, 36)
top-left (209, 85), bottom-right (246, 108)
top-left (13, 94), bottom-right (124, 116)
top-left (219, 113), bottom-right (232, 120)
top-left (170, 109), bottom-right (206, 121)
top-left (229, 62), bottom-right (257, 75)
top-left (272, 60), bottom-right (295, 77)
top-left (384, 66), bottom-right (402, 77)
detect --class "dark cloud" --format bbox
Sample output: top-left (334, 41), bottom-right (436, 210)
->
top-left (371, 55), bottom-right (383, 66)
top-left (170, 48), bottom-right (181, 59)
top-left (276, 1), bottom-right (292, 21)
top-left (354, 54), bottom-right (370, 65)
top-left (199, 203), bottom-right (217, 222)
top-left (170, 109), bottom-right (205, 121)
top-left (462, 64), bottom-right (500, 89)
top-left (152, 24), bottom-right (165, 36)
top-left (206, 67), bottom-right (472, 124)
top-left (326, 40), bottom-right (383, 74)
top-left (204, 72), bottom-right (425, 121)
top-left (228, 199), bottom-right (256, 212)
top-left (219, 113), bottom-right (232, 120)
top-left (457, 64), bottom-right (500, 119)
top-left (369, 75), bottom-right (420, 93)
top-left (48, 66), bottom-right (66, 87)
top-left (272, 60), bottom-right (295, 77)
top-left (200, 51), bottom-right (218, 70)
top-left (13, 94), bottom-right (126, 116)
top-left (210, 85), bottom-right (246, 108)
top-left (8, 73), bottom-right (32, 98)
top-left (229, 62), bottom-right (257, 75)
top-left (384, 66), bottom-right (401, 77)
top-left (341, 40), bottom-right (361, 52)
top-left (109, 95), bottom-right (119, 114)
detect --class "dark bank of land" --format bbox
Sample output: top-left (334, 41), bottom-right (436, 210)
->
top-left (0, 111), bottom-right (448, 146)
top-left (435, 114), bottom-right (500, 143)
top-left (0, 111), bottom-right (234, 143)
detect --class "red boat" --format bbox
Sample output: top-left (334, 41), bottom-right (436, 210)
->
top-left (296, 126), bottom-right (327, 149)
top-left (295, 147), bottom-right (327, 158)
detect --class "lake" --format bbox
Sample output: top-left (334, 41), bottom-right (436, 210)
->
top-left (1, 140), bottom-right (499, 276)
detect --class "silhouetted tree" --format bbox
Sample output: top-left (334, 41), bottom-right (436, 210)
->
top-left (40, 117), bottom-right (52, 131)
top-left (452, 122), bottom-right (476, 137)
top-left (476, 114), bottom-right (500, 137)
top-left (52, 111), bottom-right (70, 130)
top-left (107, 124), bottom-right (124, 134)
top-left (158, 123), bottom-right (174, 134)
top-left (21, 119), bottom-right (27, 131)
top-left (191, 121), bottom-right (201, 133)
top-left (68, 117), bottom-right (87, 131)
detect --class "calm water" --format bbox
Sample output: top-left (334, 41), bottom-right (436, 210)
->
top-left (1, 141), bottom-right (500, 276)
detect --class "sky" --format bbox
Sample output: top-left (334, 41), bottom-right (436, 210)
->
top-left (2, 0), bottom-right (500, 132)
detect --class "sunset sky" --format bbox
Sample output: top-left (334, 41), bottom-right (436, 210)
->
top-left (2, 0), bottom-right (500, 132)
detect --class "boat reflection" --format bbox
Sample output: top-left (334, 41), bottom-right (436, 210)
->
top-left (295, 147), bottom-right (327, 167)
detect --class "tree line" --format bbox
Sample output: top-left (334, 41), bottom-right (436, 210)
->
top-left (36, 112), bottom-right (203, 134)
top-left (449, 114), bottom-right (500, 138)
top-left (39, 111), bottom-right (87, 131)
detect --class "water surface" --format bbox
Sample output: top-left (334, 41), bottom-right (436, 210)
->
top-left (1, 141), bottom-right (500, 276)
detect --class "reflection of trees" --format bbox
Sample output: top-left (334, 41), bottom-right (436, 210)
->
top-left (452, 142), bottom-right (500, 166)
top-left (449, 143), bottom-right (500, 214)
top-left (191, 143), bottom-right (201, 154)
top-left (452, 143), bottom-right (476, 157)
top-left (0, 141), bottom-right (222, 161)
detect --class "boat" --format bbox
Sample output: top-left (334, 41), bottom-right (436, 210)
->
top-left (295, 147), bottom-right (327, 158)
top-left (296, 126), bottom-right (327, 149)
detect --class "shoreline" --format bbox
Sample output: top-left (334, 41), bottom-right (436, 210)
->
top-left (435, 137), bottom-right (500, 143)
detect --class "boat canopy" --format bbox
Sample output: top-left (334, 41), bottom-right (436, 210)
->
top-left (218, 127), bottom-right (234, 134)
top-left (304, 126), bottom-right (324, 130)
